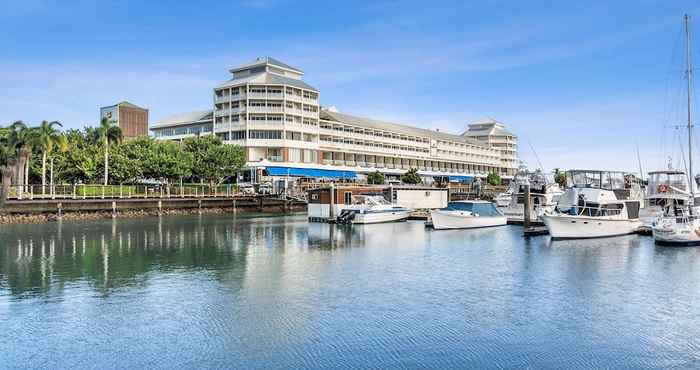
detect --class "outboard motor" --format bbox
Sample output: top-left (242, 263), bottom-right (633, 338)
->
top-left (336, 209), bottom-right (356, 224)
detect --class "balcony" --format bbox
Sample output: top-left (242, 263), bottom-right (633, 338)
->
top-left (248, 106), bottom-right (283, 113)
top-left (247, 93), bottom-right (283, 100)
top-left (215, 109), bottom-right (230, 117)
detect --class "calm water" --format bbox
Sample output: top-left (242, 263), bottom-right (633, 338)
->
top-left (1, 214), bottom-right (700, 369)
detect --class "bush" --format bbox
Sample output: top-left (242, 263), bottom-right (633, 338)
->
top-left (487, 172), bottom-right (502, 186)
top-left (400, 168), bottom-right (422, 184)
top-left (367, 171), bottom-right (385, 185)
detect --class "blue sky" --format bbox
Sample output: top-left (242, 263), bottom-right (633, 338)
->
top-left (2, 0), bottom-right (700, 172)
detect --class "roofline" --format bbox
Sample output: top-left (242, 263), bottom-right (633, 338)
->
top-left (319, 113), bottom-right (492, 149)
top-left (229, 61), bottom-right (303, 75)
top-left (150, 118), bottom-right (213, 129)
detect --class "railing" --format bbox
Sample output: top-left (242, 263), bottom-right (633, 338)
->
top-left (6, 184), bottom-right (254, 200)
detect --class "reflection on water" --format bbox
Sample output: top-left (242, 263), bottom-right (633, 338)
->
top-left (2, 215), bottom-right (700, 369)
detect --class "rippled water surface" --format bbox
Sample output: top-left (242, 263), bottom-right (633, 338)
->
top-left (2, 214), bottom-right (700, 369)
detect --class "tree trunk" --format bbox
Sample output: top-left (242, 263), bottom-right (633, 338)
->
top-left (16, 147), bottom-right (28, 196)
top-left (50, 157), bottom-right (54, 195)
top-left (42, 151), bottom-right (47, 195)
top-left (104, 140), bottom-right (109, 186)
top-left (1, 162), bottom-right (15, 206)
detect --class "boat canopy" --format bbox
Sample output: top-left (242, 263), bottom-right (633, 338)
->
top-left (646, 170), bottom-right (689, 198)
top-left (567, 170), bottom-right (625, 190)
top-left (444, 202), bottom-right (502, 216)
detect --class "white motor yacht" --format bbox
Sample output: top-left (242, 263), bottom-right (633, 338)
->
top-left (336, 195), bottom-right (411, 224)
top-left (640, 170), bottom-right (692, 226)
top-left (430, 200), bottom-right (507, 230)
top-left (541, 170), bottom-right (643, 239)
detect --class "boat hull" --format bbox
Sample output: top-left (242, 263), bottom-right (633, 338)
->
top-left (353, 210), bottom-right (410, 224)
top-left (653, 218), bottom-right (700, 245)
top-left (430, 210), bottom-right (507, 230)
top-left (541, 214), bottom-right (642, 239)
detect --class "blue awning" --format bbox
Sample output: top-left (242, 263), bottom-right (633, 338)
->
top-left (448, 175), bottom-right (473, 183)
top-left (265, 166), bottom-right (357, 179)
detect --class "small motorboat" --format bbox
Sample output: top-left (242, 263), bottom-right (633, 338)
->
top-left (429, 200), bottom-right (507, 230)
top-left (336, 195), bottom-right (411, 224)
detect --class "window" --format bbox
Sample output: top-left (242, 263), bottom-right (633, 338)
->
top-left (344, 192), bottom-right (352, 205)
top-left (216, 132), bottom-right (229, 140)
top-left (230, 131), bottom-right (246, 140)
top-left (288, 148), bottom-right (301, 162)
top-left (249, 130), bottom-right (282, 139)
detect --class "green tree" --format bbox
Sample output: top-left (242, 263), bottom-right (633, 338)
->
top-left (97, 117), bottom-right (123, 185)
top-left (49, 133), bottom-right (69, 188)
top-left (487, 171), bottom-right (502, 186)
top-left (367, 171), bottom-right (385, 185)
top-left (553, 168), bottom-right (567, 187)
top-left (182, 136), bottom-right (244, 185)
top-left (36, 120), bottom-right (62, 193)
top-left (400, 167), bottom-right (422, 184)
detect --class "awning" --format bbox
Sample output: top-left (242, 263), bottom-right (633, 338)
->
top-left (448, 175), bottom-right (473, 183)
top-left (265, 166), bottom-right (357, 179)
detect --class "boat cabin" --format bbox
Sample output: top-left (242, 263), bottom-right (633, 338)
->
top-left (307, 185), bottom-right (448, 222)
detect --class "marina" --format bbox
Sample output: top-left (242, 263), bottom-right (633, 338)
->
top-left (5, 2), bottom-right (700, 369)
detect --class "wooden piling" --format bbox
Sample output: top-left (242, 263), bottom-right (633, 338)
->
top-left (523, 184), bottom-right (531, 229)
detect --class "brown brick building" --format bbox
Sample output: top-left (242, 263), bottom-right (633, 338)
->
top-left (99, 101), bottom-right (149, 138)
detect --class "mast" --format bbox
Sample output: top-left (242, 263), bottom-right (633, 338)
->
top-left (685, 14), bottom-right (694, 198)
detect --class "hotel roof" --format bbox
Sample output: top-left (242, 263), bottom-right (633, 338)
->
top-left (320, 110), bottom-right (489, 148)
top-left (229, 57), bottom-right (303, 74)
top-left (216, 70), bottom-right (318, 91)
top-left (463, 118), bottom-right (516, 137)
top-left (151, 110), bottom-right (212, 128)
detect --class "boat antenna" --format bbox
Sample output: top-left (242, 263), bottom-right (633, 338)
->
top-left (685, 14), bottom-right (695, 203)
top-left (528, 140), bottom-right (547, 184)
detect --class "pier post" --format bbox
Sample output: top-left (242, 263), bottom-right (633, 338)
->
top-left (258, 196), bottom-right (264, 212)
top-left (57, 202), bottom-right (62, 219)
top-left (523, 184), bottom-right (531, 229)
top-left (111, 201), bottom-right (117, 218)
top-left (198, 199), bottom-right (202, 214)
top-left (158, 200), bottom-right (163, 216)
top-left (72, 184), bottom-right (76, 199)
top-left (233, 198), bottom-right (237, 214)
top-left (329, 184), bottom-right (336, 222)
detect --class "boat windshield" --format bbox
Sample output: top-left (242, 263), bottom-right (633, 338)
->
top-left (444, 202), bottom-right (502, 216)
top-left (646, 171), bottom-right (689, 197)
top-left (567, 170), bottom-right (625, 190)
top-left (353, 195), bottom-right (391, 206)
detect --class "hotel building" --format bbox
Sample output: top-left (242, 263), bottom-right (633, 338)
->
top-left (100, 101), bottom-right (149, 139)
top-left (151, 57), bottom-right (518, 181)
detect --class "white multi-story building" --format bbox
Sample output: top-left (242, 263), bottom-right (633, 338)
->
top-left (151, 57), bottom-right (518, 181)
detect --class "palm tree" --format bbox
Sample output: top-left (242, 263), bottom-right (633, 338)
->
top-left (49, 133), bottom-right (69, 192)
top-left (97, 117), bottom-right (122, 185)
top-left (8, 121), bottom-right (37, 195)
top-left (0, 133), bottom-right (17, 204)
top-left (36, 120), bottom-right (62, 194)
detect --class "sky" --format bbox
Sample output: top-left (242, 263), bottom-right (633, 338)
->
top-left (2, 0), bottom-right (700, 173)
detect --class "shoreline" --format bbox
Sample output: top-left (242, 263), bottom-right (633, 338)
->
top-left (0, 204), bottom-right (307, 225)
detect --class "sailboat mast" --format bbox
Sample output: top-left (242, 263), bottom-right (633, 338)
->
top-left (685, 14), bottom-right (694, 195)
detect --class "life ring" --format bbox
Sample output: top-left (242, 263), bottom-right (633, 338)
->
top-left (658, 184), bottom-right (668, 193)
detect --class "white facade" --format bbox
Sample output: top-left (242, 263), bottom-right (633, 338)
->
top-left (151, 57), bottom-right (519, 178)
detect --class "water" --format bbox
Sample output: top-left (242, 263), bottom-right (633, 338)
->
top-left (1, 214), bottom-right (700, 369)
